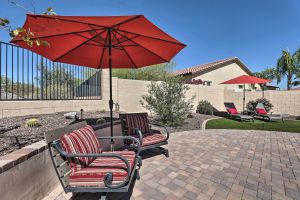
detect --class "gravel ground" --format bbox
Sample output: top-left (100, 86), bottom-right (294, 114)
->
top-left (0, 112), bottom-right (215, 156)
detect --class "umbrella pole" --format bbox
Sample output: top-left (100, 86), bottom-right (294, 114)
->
top-left (243, 83), bottom-right (245, 113)
top-left (108, 28), bottom-right (114, 151)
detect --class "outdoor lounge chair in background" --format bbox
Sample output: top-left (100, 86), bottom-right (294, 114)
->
top-left (119, 112), bottom-right (169, 157)
top-left (255, 103), bottom-right (284, 123)
top-left (45, 121), bottom-right (142, 200)
top-left (224, 102), bottom-right (254, 121)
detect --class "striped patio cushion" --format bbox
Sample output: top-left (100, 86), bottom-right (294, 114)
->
top-left (125, 113), bottom-right (150, 135)
top-left (69, 151), bottom-right (136, 187)
top-left (60, 125), bottom-right (101, 169)
top-left (138, 131), bottom-right (167, 146)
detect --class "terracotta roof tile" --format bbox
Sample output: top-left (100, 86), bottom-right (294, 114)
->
top-left (175, 57), bottom-right (251, 75)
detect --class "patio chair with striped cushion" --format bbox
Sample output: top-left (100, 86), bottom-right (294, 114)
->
top-left (119, 113), bottom-right (169, 157)
top-left (45, 121), bottom-right (142, 200)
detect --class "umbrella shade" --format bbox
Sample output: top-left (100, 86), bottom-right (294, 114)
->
top-left (221, 75), bottom-right (271, 112)
top-left (11, 14), bottom-right (186, 150)
top-left (221, 75), bottom-right (271, 84)
top-left (11, 14), bottom-right (185, 68)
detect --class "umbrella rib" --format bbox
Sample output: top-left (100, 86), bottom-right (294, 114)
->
top-left (116, 30), bottom-right (169, 63)
top-left (12, 28), bottom-right (105, 42)
top-left (98, 31), bottom-right (109, 68)
top-left (116, 29), bottom-right (186, 46)
top-left (53, 32), bottom-right (103, 62)
top-left (112, 31), bottom-right (137, 68)
top-left (112, 15), bottom-right (142, 27)
top-left (74, 33), bottom-right (105, 46)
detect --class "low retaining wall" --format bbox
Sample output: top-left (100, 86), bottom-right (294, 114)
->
top-left (0, 121), bottom-right (123, 200)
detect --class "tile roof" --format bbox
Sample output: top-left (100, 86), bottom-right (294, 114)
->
top-left (175, 57), bottom-right (252, 76)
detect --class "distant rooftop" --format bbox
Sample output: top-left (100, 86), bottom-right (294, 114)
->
top-left (175, 57), bottom-right (252, 76)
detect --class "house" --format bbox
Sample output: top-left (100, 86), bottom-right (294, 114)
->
top-left (175, 57), bottom-right (260, 91)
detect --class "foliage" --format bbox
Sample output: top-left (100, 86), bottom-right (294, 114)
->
top-left (140, 76), bottom-right (194, 126)
top-left (246, 98), bottom-right (273, 112)
top-left (296, 116), bottom-right (300, 120)
top-left (196, 100), bottom-right (214, 115)
top-left (112, 62), bottom-right (175, 81)
top-left (276, 49), bottom-right (300, 90)
top-left (25, 118), bottom-right (41, 127)
top-left (96, 118), bottom-right (106, 124)
top-left (99, 109), bottom-right (106, 113)
top-left (0, 2), bottom-right (55, 47)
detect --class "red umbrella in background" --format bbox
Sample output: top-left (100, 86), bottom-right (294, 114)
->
top-left (221, 75), bottom-right (271, 112)
top-left (11, 14), bottom-right (186, 150)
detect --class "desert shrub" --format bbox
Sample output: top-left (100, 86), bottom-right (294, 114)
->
top-left (99, 109), bottom-right (106, 113)
top-left (140, 76), bottom-right (194, 126)
top-left (25, 118), bottom-right (41, 127)
top-left (246, 98), bottom-right (273, 112)
top-left (96, 118), bottom-right (106, 124)
top-left (196, 100), bottom-right (214, 115)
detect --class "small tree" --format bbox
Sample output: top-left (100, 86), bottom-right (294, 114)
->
top-left (246, 98), bottom-right (273, 112)
top-left (140, 76), bottom-right (194, 126)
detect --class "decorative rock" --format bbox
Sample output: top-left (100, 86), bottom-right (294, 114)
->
top-left (0, 124), bottom-right (21, 134)
top-left (63, 112), bottom-right (77, 119)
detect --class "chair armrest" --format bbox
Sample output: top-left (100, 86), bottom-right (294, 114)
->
top-left (121, 125), bottom-right (144, 146)
top-left (149, 122), bottom-right (170, 141)
top-left (97, 136), bottom-right (141, 155)
top-left (51, 142), bottom-right (132, 189)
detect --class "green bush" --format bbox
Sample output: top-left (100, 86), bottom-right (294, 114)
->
top-left (99, 109), bottom-right (106, 113)
top-left (196, 100), bottom-right (214, 115)
top-left (296, 116), bottom-right (300, 120)
top-left (96, 118), bottom-right (106, 124)
top-left (25, 118), bottom-right (41, 127)
top-left (140, 76), bottom-right (194, 126)
top-left (246, 98), bottom-right (273, 112)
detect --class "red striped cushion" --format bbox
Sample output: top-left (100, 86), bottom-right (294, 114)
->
top-left (125, 113), bottom-right (150, 135)
top-left (60, 125), bottom-right (101, 168)
top-left (136, 131), bottom-right (167, 146)
top-left (69, 151), bottom-right (136, 187)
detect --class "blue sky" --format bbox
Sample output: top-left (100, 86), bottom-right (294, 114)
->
top-left (1, 0), bottom-right (300, 88)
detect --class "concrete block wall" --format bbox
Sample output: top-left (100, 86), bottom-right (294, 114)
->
top-left (0, 69), bottom-right (299, 118)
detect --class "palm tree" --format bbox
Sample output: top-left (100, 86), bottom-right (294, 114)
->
top-left (276, 49), bottom-right (300, 90)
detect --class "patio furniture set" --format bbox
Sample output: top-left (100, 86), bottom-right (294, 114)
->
top-left (45, 112), bottom-right (169, 200)
top-left (224, 102), bottom-right (284, 122)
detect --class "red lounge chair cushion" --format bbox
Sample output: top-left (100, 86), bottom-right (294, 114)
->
top-left (60, 125), bottom-right (101, 168)
top-left (227, 108), bottom-right (238, 114)
top-left (256, 108), bottom-right (267, 115)
top-left (125, 113), bottom-right (150, 135)
top-left (139, 131), bottom-right (167, 146)
top-left (69, 151), bottom-right (136, 187)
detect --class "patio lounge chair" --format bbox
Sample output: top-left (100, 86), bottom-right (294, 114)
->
top-left (224, 102), bottom-right (254, 121)
top-left (119, 112), bottom-right (169, 157)
top-left (45, 121), bottom-right (142, 200)
top-left (255, 103), bottom-right (284, 123)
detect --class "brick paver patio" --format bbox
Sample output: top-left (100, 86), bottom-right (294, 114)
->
top-left (47, 129), bottom-right (300, 200)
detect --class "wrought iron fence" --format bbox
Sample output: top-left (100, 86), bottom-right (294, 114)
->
top-left (0, 41), bottom-right (101, 100)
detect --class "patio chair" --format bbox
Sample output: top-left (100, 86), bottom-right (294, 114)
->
top-left (255, 103), bottom-right (284, 123)
top-left (224, 102), bottom-right (254, 121)
top-left (119, 112), bottom-right (169, 157)
top-left (44, 121), bottom-right (142, 200)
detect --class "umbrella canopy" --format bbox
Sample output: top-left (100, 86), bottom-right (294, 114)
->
top-left (11, 14), bottom-right (185, 68)
top-left (221, 75), bottom-right (271, 112)
top-left (11, 14), bottom-right (186, 150)
top-left (221, 75), bottom-right (271, 84)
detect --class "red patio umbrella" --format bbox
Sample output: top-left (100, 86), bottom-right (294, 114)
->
top-left (221, 75), bottom-right (271, 112)
top-left (11, 14), bottom-right (186, 149)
